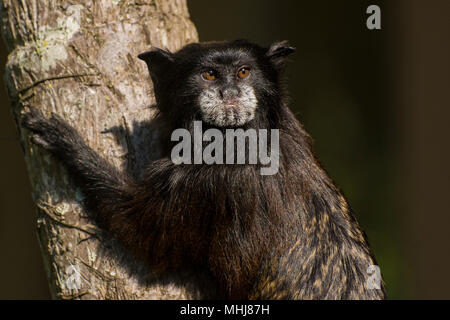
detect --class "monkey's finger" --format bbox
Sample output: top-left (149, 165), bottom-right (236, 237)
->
top-left (50, 111), bottom-right (66, 124)
top-left (30, 134), bottom-right (51, 150)
top-left (22, 115), bottom-right (44, 133)
top-left (21, 108), bottom-right (47, 133)
top-left (26, 106), bottom-right (45, 120)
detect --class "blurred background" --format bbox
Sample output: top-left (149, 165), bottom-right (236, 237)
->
top-left (0, 0), bottom-right (449, 299)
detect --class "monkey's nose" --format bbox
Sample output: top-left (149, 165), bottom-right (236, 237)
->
top-left (219, 87), bottom-right (240, 100)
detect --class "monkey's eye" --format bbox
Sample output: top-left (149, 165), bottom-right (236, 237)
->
top-left (202, 70), bottom-right (216, 81)
top-left (237, 66), bottom-right (251, 79)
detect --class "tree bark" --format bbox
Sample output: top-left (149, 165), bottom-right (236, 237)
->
top-left (0, 0), bottom-right (202, 299)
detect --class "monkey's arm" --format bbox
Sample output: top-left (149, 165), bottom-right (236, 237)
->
top-left (22, 107), bottom-right (156, 258)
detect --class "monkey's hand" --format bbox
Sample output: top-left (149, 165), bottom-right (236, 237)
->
top-left (22, 106), bottom-right (134, 229)
top-left (22, 106), bottom-right (82, 159)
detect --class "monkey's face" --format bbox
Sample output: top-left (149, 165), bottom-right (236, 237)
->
top-left (194, 52), bottom-right (262, 127)
top-left (138, 40), bottom-right (295, 128)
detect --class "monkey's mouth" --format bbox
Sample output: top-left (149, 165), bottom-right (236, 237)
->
top-left (198, 86), bottom-right (258, 127)
top-left (221, 103), bottom-right (245, 122)
top-left (221, 99), bottom-right (240, 108)
top-left (201, 104), bottom-right (252, 127)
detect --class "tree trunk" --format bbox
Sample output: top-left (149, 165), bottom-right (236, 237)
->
top-left (0, 0), bottom-right (202, 299)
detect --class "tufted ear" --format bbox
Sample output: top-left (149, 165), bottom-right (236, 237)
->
top-left (266, 41), bottom-right (296, 68)
top-left (138, 48), bottom-right (174, 83)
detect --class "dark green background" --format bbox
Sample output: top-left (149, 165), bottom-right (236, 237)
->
top-left (1, 0), bottom-right (449, 299)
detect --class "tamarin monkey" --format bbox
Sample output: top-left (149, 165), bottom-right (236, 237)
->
top-left (22, 40), bottom-right (386, 299)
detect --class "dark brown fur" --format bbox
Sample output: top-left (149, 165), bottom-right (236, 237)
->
top-left (22, 40), bottom-right (386, 299)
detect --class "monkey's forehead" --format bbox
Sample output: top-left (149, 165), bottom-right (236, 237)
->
top-left (175, 41), bottom-right (264, 67)
top-left (204, 49), bottom-right (257, 66)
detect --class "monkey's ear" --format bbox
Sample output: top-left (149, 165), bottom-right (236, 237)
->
top-left (138, 48), bottom-right (174, 82)
top-left (266, 41), bottom-right (296, 67)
